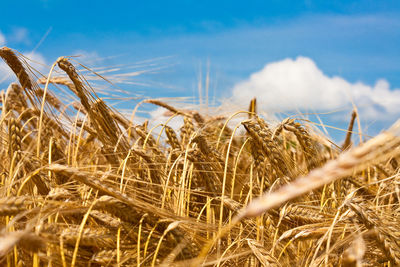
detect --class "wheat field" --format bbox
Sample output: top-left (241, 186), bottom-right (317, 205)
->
top-left (0, 46), bottom-right (400, 266)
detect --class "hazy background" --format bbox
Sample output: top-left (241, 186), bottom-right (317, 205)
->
top-left (1, 0), bottom-right (400, 141)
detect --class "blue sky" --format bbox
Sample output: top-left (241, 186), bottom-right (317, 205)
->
top-left (1, 0), bottom-right (400, 139)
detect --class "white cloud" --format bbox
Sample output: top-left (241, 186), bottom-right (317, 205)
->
top-left (0, 31), bottom-right (5, 46)
top-left (23, 51), bottom-right (47, 72)
top-left (72, 50), bottom-right (103, 65)
top-left (232, 57), bottom-right (400, 120)
top-left (0, 61), bottom-right (13, 84)
top-left (10, 27), bottom-right (30, 45)
top-left (149, 107), bottom-right (184, 130)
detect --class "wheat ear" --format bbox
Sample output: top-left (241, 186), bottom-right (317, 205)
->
top-left (236, 120), bottom-right (400, 219)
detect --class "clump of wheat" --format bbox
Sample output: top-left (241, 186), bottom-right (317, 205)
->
top-left (1, 46), bottom-right (400, 266)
